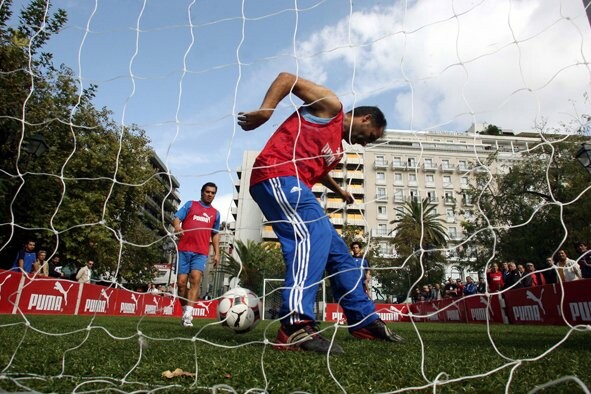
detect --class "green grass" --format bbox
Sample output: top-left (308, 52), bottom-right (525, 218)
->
top-left (0, 315), bottom-right (589, 393)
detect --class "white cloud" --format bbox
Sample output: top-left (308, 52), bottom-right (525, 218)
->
top-left (295, 0), bottom-right (591, 131)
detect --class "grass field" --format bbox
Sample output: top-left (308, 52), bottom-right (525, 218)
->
top-left (0, 314), bottom-right (590, 393)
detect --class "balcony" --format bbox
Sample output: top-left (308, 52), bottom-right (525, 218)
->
top-left (347, 171), bottom-right (364, 180)
top-left (423, 163), bottom-right (437, 172)
top-left (373, 160), bottom-right (389, 170)
top-left (440, 163), bottom-right (454, 173)
top-left (393, 195), bottom-right (405, 203)
top-left (391, 161), bottom-right (406, 170)
top-left (406, 162), bottom-right (419, 171)
top-left (370, 229), bottom-right (395, 238)
top-left (375, 194), bottom-right (388, 202)
top-left (443, 197), bottom-right (456, 205)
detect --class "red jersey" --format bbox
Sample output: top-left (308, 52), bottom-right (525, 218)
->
top-left (177, 201), bottom-right (219, 255)
top-left (250, 109), bottom-right (344, 188)
top-left (487, 271), bottom-right (504, 292)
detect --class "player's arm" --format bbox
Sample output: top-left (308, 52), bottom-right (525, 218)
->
top-left (172, 217), bottom-right (183, 238)
top-left (320, 174), bottom-right (354, 204)
top-left (211, 232), bottom-right (220, 268)
top-left (238, 72), bottom-right (341, 131)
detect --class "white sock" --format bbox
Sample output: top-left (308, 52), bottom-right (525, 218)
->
top-left (185, 306), bottom-right (193, 319)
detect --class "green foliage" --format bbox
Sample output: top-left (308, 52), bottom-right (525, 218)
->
top-left (223, 239), bottom-right (285, 295)
top-left (461, 127), bottom-right (591, 272)
top-left (0, 1), bottom-right (169, 284)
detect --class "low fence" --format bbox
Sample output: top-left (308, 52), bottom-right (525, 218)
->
top-left (326, 280), bottom-right (591, 326)
top-left (2, 269), bottom-right (589, 326)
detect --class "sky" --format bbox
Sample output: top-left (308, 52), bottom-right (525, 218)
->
top-left (13, 0), bottom-right (591, 223)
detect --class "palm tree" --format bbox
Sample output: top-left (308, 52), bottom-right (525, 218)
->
top-left (383, 197), bottom-right (448, 295)
top-left (223, 239), bottom-right (284, 295)
top-left (390, 197), bottom-right (448, 250)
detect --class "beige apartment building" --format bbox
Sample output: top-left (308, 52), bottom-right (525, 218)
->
top-left (232, 124), bottom-right (541, 280)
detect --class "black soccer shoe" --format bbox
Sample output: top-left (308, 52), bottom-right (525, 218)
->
top-left (350, 319), bottom-right (404, 342)
top-left (275, 323), bottom-right (344, 355)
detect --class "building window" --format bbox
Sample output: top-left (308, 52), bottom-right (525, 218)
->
top-left (394, 172), bottom-right (403, 185)
top-left (376, 171), bottom-right (386, 184)
top-left (443, 175), bottom-right (452, 188)
top-left (408, 173), bottom-right (417, 185)
top-left (409, 189), bottom-right (419, 202)
top-left (425, 174), bottom-right (434, 186)
top-left (394, 189), bottom-right (404, 203)
top-left (460, 176), bottom-right (469, 188)
top-left (446, 208), bottom-right (455, 222)
top-left (448, 226), bottom-right (457, 238)
top-left (377, 223), bottom-right (388, 236)
top-left (426, 190), bottom-right (437, 202)
top-left (444, 191), bottom-right (454, 203)
top-left (377, 205), bottom-right (387, 218)
top-left (376, 155), bottom-right (386, 166)
top-left (376, 187), bottom-right (387, 200)
top-left (408, 157), bottom-right (416, 168)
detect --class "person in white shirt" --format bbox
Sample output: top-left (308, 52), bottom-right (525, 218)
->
top-left (556, 250), bottom-right (581, 282)
top-left (76, 260), bottom-right (94, 284)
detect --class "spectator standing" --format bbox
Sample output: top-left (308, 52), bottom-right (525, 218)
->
top-left (503, 262), bottom-right (522, 289)
top-left (477, 277), bottom-right (486, 293)
top-left (11, 240), bottom-right (36, 274)
top-left (431, 283), bottom-right (443, 300)
top-left (173, 182), bottom-right (221, 328)
top-left (486, 263), bottom-right (504, 292)
top-left (517, 264), bottom-right (525, 279)
top-left (239, 71), bottom-right (401, 353)
top-left (501, 262), bottom-right (510, 282)
top-left (48, 255), bottom-right (64, 278)
top-left (525, 262), bottom-right (546, 287)
top-left (463, 276), bottom-right (477, 296)
top-left (543, 257), bottom-right (558, 284)
top-left (32, 250), bottom-right (48, 277)
top-left (443, 277), bottom-right (458, 298)
top-left (556, 250), bottom-right (582, 282)
top-left (351, 241), bottom-right (372, 298)
top-left (420, 285), bottom-right (432, 302)
top-left (455, 279), bottom-right (464, 297)
top-left (76, 260), bottom-right (94, 284)
top-left (575, 241), bottom-right (591, 279)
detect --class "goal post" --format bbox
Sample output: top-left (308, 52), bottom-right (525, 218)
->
top-left (262, 278), bottom-right (326, 322)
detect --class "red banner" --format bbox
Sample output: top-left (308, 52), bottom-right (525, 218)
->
top-left (463, 293), bottom-right (504, 324)
top-left (325, 303), bottom-right (410, 323)
top-left (562, 280), bottom-right (591, 325)
top-left (503, 284), bottom-right (562, 325)
top-left (16, 276), bottom-right (81, 315)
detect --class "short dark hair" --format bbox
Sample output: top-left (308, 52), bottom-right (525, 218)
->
top-left (347, 106), bottom-right (387, 129)
top-left (350, 241), bottom-right (363, 249)
top-left (201, 182), bottom-right (217, 193)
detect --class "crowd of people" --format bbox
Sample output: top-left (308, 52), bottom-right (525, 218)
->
top-left (411, 243), bottom-right (590, 303)
top-left (8, 239), bottom-right (93, 283)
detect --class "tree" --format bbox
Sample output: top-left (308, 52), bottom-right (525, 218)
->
top-left (460, 123), bottom-right (591, 272)
top-left (0, 1), bottom-right (169, 285)
top-left (223, 239), bottom-right (284, 296)
top-left (374, 198), bottom-right (447, 297)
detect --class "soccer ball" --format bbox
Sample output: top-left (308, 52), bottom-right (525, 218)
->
top-left (216, 287), bottom-right (261, 333)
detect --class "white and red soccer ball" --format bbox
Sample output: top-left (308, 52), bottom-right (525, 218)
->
top-left (216, 287), bottom-right (261, 333)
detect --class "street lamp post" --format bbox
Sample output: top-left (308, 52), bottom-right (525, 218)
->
top-left (575, 142), bottom-right (591, 175)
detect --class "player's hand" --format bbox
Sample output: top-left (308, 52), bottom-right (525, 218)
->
top-left (341, 190), bottom-right (355, 205)
top-left (237, 109), bottom-right (273, 131)
top-left (213, 254), bottom-right (220, 268)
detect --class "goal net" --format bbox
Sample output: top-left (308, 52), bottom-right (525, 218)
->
top-left (1, 0), bottom-right (590, 392)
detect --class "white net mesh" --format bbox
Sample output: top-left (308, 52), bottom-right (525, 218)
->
top-left (1, 0), bottom-right (590, 392)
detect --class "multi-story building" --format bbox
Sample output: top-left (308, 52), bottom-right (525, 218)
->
top-left (232, 124), bottom-right (541, 280)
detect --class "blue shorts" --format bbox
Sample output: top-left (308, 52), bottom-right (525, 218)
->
top-left (177, 252), bottom-right (207, 274)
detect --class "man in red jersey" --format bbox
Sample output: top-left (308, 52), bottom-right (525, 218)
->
top-left (486, 262), bottom-right (504, 292)
top-left (173, 182), bottom-right (220, 327)
top-left (238, 72), bottom-right (402, 355)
